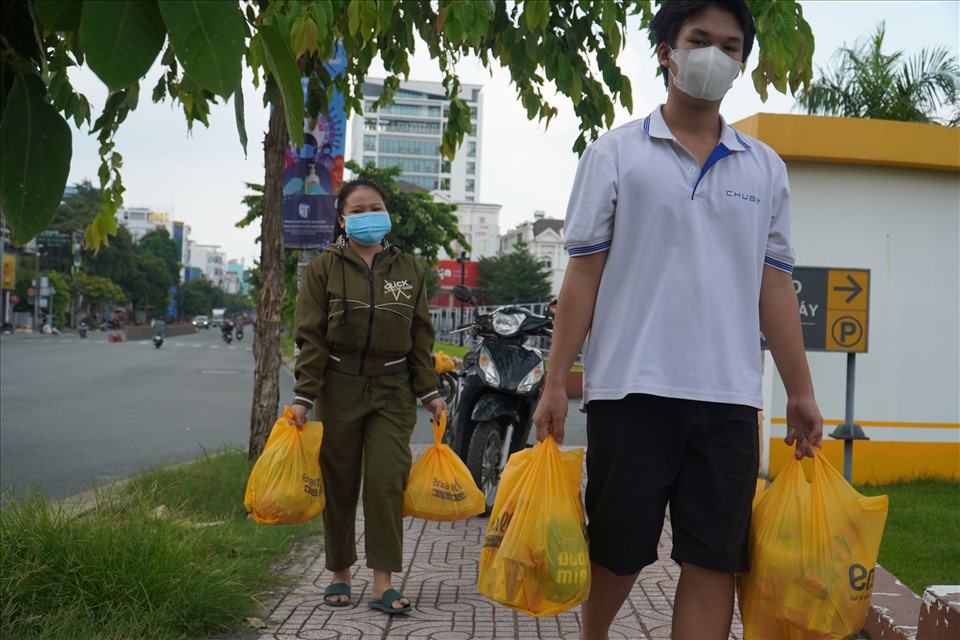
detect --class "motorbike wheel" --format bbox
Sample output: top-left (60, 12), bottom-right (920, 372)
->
top-left (438, 372), bottom-right (457, 404)
top-left (466, 420), bottom-right (503, 515)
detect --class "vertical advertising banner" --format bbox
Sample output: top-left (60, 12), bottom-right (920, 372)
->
top-left (172, 221), bottom-right (184, 255)
top-left (283, 43), bottom-right (348, 250)
top-left (166, 286), bottom-right (177, 319)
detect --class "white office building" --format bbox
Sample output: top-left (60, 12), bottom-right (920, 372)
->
top-left (188, 242), bottom-right (226, 288)
top-left (116, 207), bottom-right (174, 243)
top-left (430, 192), bottom-right (502, 261)
top-left (349, 79), bottom-right (483, 202)
top-left (500, 211), bottom-right (567, 298)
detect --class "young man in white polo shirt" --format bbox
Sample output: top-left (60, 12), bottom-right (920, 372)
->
top-left (532, 1), bottom-right (823, 638)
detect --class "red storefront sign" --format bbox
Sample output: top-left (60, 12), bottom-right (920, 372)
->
top-left (435, 260), bottom-right (481, 288)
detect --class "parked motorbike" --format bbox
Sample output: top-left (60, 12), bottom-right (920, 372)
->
top-left (78, 320), bottom-right (89, 339)
top-left (433, 350), bottom-right (460, 404)
top-left (235, 324), bottom-right (244, 341)
top-left (445, 284), bottom-right (553, 514)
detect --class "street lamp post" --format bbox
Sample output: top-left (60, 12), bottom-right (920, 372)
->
top-left (456, 250), bottom-right (467, 346)
top-left (33, 245), bottom-right (41, 332)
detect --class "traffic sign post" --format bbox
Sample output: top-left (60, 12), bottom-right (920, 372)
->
top-left (763, 266), bottom-right (871, 482)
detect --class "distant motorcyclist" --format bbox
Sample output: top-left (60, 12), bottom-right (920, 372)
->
top-left (221, 318), bottom-right (234, 343)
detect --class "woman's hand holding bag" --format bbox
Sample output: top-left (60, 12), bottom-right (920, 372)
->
top-left (244, 406), bottom-right (325, 525)
top-left (402, 412), bottom-right (485, 521)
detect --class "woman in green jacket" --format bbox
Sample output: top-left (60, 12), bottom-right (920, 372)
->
top-left (292, 178), bottom-right (445, 615)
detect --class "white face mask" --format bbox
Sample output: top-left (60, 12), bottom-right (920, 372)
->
top-left (669, 45), bottom-right (742, 101)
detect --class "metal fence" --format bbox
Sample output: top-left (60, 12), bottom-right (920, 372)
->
top-left (429, 301), bottom-right (555, 355)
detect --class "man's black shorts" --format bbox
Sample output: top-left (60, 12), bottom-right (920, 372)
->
top-left (584, 393), bottom-right (759, 576)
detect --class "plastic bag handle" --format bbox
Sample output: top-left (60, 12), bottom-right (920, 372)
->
top-left (432, 411), bottom-right (447, 445)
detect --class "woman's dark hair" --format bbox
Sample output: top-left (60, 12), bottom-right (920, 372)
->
top-left (650, 0), bottom-right (757, 88)
top-left (333, 178), bottom-right (387, 240)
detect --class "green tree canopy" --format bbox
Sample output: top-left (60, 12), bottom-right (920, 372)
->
top-left (177, 280), bottom-right (225, 318)
top-left (71, 272), bottom-right (126, 309)
top-left (45, 271), bottom-right (70, 326)
top-left (0, 0), bottom-right (817, 249)
top-left (128, 253), bottom-right (173, 317)
top-left (138, 227), bottom-right (181, 284)
top-left (477, 241), bottom-right (552, 305)
top-left (796, 21), bottom-right (960, 125)
top-left (85, 225), bottom-right (136, 287)
top-left (50, 181), bottom-right (100, 234)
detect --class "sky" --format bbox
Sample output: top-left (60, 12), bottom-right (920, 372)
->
top-left (64, 1), bottom-right (960, 267)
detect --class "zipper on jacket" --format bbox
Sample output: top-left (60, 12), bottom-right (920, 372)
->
top-left (358, 255), bottom-right (377, 375)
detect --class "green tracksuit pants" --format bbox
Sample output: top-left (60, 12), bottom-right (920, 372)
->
top-left (314, 368), bottom-right (417, 573)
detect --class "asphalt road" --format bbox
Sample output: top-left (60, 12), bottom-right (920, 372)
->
top-left (0, 329), bottom-right (587, 502)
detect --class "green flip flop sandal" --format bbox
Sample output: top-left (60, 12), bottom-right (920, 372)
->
top-left (323, 583), bottom-right (351, 607)
top-left (367, 588), bottom-right (411, 615)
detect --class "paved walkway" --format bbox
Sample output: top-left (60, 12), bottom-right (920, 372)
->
top-left (250, 444), bottom-right (745, 640)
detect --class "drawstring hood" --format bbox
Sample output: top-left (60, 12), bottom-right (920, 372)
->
top-left (334, 234), bottom-right (394, 327)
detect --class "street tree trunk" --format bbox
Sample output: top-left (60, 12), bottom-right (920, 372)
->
top-left (248, 87), bottom-right (286, 460)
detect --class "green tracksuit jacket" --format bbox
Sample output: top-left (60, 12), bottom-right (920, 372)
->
top-left (293, 242), bottom-right (440, 409)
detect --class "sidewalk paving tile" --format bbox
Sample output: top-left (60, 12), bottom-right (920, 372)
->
top-left (252, 445), bottom-right (746, 639)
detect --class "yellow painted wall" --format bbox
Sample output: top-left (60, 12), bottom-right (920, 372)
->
top-left (768, 440), bottom-right (959, 485)
top-left (732, 113), bottom-right (960, 173)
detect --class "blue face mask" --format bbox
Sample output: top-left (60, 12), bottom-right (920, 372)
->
top-left (344, 211), bottom-right (392, 246)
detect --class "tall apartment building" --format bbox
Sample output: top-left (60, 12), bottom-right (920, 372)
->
top-left (349, 79), bottom-right (483, 202)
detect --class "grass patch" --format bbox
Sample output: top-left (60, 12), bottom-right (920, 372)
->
top-left (854, 478), bottom-right (960, 595)
top-left (0, 450), bottom-right (322, 639)
top-left (434, 341), bottom-right (470, 359)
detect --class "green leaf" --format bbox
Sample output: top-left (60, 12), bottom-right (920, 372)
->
top-left (80, 0), bottom-right (166, 91)
top-left (290, 14), bottom-right (309, 57)
top-left (157, 0), bottom-right (245, 98)
top-left (523, 0), bottom-right (548, 31)
top-left (347, 0), bottom-right (362, 36)
top-left (234, 83), bottom-right (248, 156)
top-left (312, 2), bottom-right (330, 39)
top-left (0, 74), bottom-right (73, 245)
top-left (34, 0), bottom-right (82, 32)
top-left (378, 0), bottom-right (395, 32)
top-left (258, 25), bottom-right (304, 146)
top-left (361, 0), bottom-right (379, 36)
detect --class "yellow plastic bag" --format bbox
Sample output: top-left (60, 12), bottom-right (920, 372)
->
top-left (244, 406), bottom-right (325, 525)
top-left (402, 412), bottom-right (485, 520)
top-left (433, 351), bottom-right (456, 374)
top-left (478, 436), bottom-right (590, 617)
top-left (739, 449), bottom-right (888, 639)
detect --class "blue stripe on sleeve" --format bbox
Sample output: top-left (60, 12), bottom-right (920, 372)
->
top-left (764, 256), bottom-right (794, 273)
top-left (568, 239), bottom-right (612, 256)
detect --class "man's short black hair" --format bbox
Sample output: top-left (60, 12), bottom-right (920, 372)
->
top-left (650, 0), bottom-right (757, 88)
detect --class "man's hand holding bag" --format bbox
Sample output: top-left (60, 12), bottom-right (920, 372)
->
top-left (478, 435), bottom-right (590, 617)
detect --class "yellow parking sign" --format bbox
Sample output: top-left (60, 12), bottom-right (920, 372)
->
top-left (2, 254), bottom-right (16, 290)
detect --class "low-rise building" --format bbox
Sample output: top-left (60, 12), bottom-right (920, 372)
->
top-left (499, 211), bottom-right (566, 298)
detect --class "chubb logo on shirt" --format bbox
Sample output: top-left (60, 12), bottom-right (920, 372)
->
top-left (725, 190), bottom-right (761, 205)
top-left (384, 279), bottom-right (413, 301)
